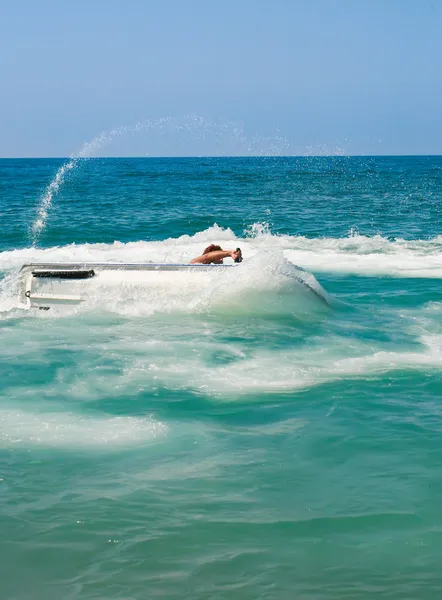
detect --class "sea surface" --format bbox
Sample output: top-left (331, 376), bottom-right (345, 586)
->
top-left (1, 156), bottom-right (442, 599)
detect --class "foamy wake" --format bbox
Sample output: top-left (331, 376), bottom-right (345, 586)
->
top-left (3, 224), bottom-right (442, 278)
top-left (113, 332), bottom-right (442, 396)
top-left (1, 224), bottom-right (442, 316)
top-left (3, 331), bottom-right (438, 402)
top-left (0, 225), bottom-right (334, 317)
top-left (0, 410), bottom-right (167, 449)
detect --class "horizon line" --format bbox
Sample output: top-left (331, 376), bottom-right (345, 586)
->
top-left (1, 153), bottom-right (442, 160)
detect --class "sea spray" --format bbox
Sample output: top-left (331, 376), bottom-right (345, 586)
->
top-left (30, 117), bottom-right (290, 244)
top-left (30, 118), bottom-right (170, 244)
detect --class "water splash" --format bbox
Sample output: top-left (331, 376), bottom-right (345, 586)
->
top-left (30, 119), bottom-right (166, 245)
top-left (244, 222), bottom-right (272, 238)
top-left (29, 116), bottom-right (290, 245)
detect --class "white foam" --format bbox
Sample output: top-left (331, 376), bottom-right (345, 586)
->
top-left (245, 226), bottom-right (442, 278)
top-left (48, 320), bottom-right (429, 399)
top-left (2, 225), bottom-right (442, 283)
top-left (125, 335), bottom-right (442, 395)
top-left (2, 224), bottom-right (442, 322)
top-left (285, 246), bottom-right (442, 279)
top-left (0, 226), bottom-right (331, 317)
top-left (0, 409), bottom-right (167, 449)
top-left (1, 301), bottom-right (440, 402)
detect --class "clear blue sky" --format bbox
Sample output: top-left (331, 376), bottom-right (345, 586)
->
top-left (1, 0), bottom-right (441, 157)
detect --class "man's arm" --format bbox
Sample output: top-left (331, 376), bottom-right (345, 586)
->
top-left (190, 250), bottom-right (235, 264)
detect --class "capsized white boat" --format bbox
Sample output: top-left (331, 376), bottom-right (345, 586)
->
top-left (19, 262), bottom-right (236, 310)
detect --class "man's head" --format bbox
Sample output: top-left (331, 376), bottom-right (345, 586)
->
top-left (203, 244), bottom-right (222, 254)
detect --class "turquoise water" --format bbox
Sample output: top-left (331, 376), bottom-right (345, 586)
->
top-left (1, 156), bottom-right (442, 599)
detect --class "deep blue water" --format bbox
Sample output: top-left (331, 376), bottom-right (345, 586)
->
top-left (1, 156), bottom-right (442, 599)
top-left (2, 156), bottom-right (442, 251)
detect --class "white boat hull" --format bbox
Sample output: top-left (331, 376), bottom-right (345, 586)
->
top-left (19, 263), bottom-right (235, 310)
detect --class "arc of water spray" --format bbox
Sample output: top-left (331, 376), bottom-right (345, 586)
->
top-left (30, 116), bottom-right (290, 245)
top-left (30, 118), bottom-right (172, 245)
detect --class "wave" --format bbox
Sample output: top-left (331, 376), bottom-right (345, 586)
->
top-left (3, 329), bottom-right (438, 402)
top-left (0, 227), bottom-right (332, 318)
top-left (2, 224), bottom-right (442, 279)
top-left (97, 328), bottom-right (439, 398)
top-left (2, 223), bottom-right (442, 317)
top-left (244, 224), bottom-right (442, 278)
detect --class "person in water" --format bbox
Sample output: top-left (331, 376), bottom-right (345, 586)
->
top-left (190, 244), bottom-right (243, 264)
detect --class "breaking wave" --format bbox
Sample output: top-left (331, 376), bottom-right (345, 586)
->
top-left (2, 223), bottom-right (442, 319)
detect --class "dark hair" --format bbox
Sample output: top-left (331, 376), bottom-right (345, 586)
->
top-left (203, 244), bottom-right (222, 254)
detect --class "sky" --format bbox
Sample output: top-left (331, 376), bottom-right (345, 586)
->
top-left (1, 0), bottom-right (441, 157)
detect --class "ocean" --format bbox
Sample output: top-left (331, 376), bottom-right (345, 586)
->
top-left (1, 155), bottom-right (442, 599)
